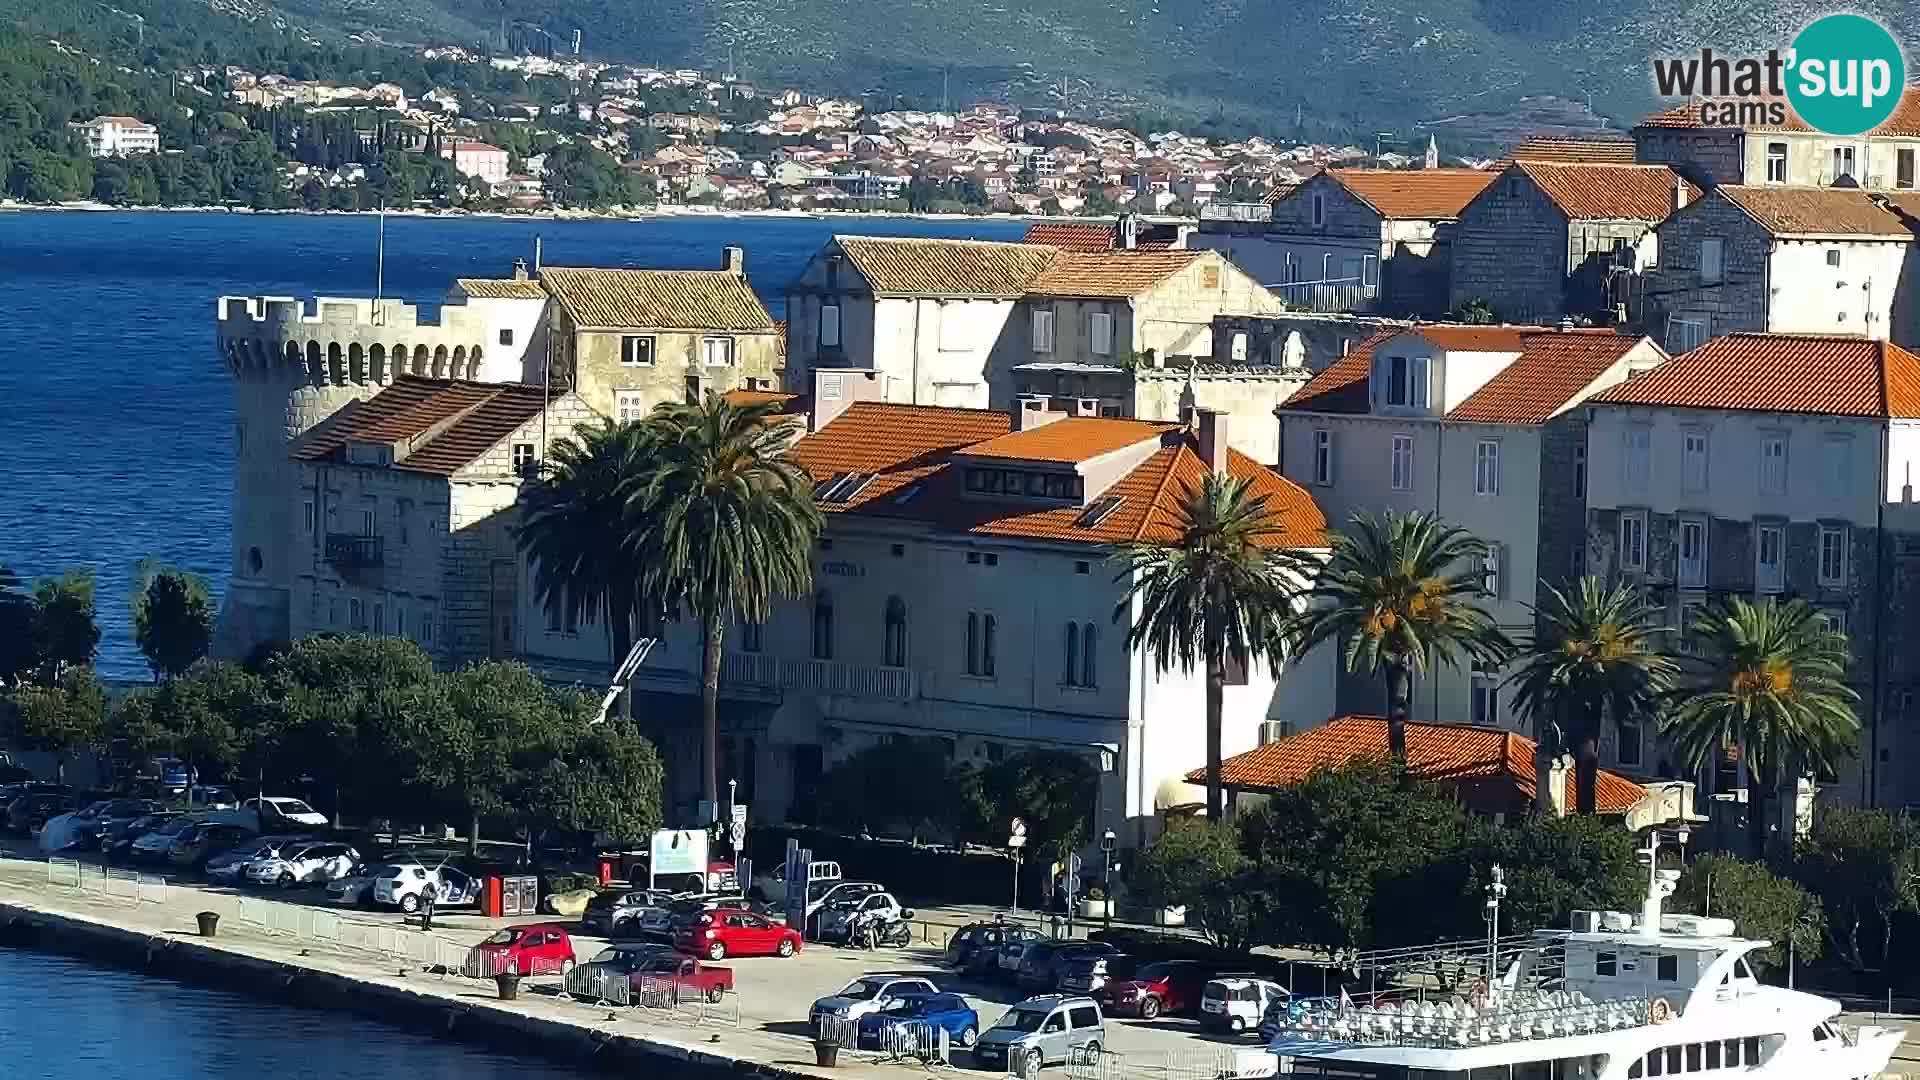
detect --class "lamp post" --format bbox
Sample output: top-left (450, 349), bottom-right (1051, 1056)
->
top-left (1484, 864), bottom-right (1507, 1002)
top-left (1100, 829), bottom-right (1116, 930)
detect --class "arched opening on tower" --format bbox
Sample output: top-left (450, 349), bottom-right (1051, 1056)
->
top-left (413, 344), bottom-right (429, 375)
top-left (451, 345), bottom-right (467, 383)
top-left (284, 341), bottom-right (301, 372)
top-left (432, 345), bottom-right (449, 379)
top-left (468, 344), bottom-right (485, 379)
top-left (327, 342), bottom-right (345, 384)
top-left (349, 343), bottom-right (366, 383)
top-left (305, 341), bottom-right (323, 385)
top-left (370, 344), bottom-right (386, 383)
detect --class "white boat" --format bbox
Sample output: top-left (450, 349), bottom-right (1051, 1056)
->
top-left (1265, 830), bottom-right (1906, 1079)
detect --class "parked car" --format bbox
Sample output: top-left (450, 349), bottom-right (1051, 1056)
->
top-left (470, 923), bottom-right (577, 978)
top-left (598, 950), bottom-right (733, 1004)
top-left (999, 936), bottom-right (1049, 981)
top-left (167, 822), bottom-right (254, 870)
top-left (1038, 943), bottom-right (1117, 992)
top-left (580, 888), bottom-right (679, 938)
top-left (182, 785), bottom-right (240, 809)
top-left (1060, 952), bottom-right (1140, 996)
top-left (817, 890), bottom-right (909, 945)
top-left (130, 815), bottom-right (204, 861)
top-left (955, 924), bottom-right (1043, 978)
top-left (857, 993), bottom-right (981, 1051)
top-left (371, 861), bottom-right (479, 913)
top-left (649, 895), bottom-right (767, 941)
top-left (804, 880), bottom-right (884, 931)
top-left (242, 796), bottom-right (329, 829)
top-left (676, 907), bottom-right (803, 960)
top-left (750, 858), bottom-right (841, 903)
top-left (1200, 977), bottom-right (1289, 1035)
top-left (245, 841), bottom-right (359, 887)
top-left (972, 995), bottom-right (1105, 1074)
top-left (1102, 960), bottom-right (1216, 1019)
top-left (1017, 940), bottom-right (1082, 991)
top-left (73, 798), bottom-right (165, 849)
top-left (810, 973), bottom-right (942, 1029)
top-left (149, 757), bottom-right (194, 792)
top-left (567, 941), bottom-right (675, 996)
top-left (7, 792), bottom-right (78, 834)
top-left (206, 835), bottom-right (310, 884)
top-left (102, 811), bottom-right (181, 856)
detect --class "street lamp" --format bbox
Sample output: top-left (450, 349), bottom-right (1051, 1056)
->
top-left (1484, 864), bottom-right (1507, 1002)
top-left (1100, 829), bottom-right (1117, 930)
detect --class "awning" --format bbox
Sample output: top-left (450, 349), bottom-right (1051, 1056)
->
top-left (1154, 776), bottom-right (1208, 814)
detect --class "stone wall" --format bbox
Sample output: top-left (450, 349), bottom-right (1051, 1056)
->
top-left (1535, 415), bottom-right (1587, 611)
top-left (558, 314), bottom-right (783, 420)
top-left (1450, 174), bottom-right (1572, 323)
top-left (1646, 196), bottom-right (1771, 348)
top-left (1208, 312), bottom-right (1407, 373)
top-left (1632, 127), bottom-right (1746, 188)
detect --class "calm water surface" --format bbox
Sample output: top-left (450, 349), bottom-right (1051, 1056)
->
top-left (0, 948), bottom-right (589, 1079)
top-left (0, 210), bottom-right (1025, 678)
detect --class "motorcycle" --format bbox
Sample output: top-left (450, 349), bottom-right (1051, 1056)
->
top-left (848, 908), bottom-right (914, 949)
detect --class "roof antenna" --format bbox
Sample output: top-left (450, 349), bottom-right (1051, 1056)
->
top-left (534, 235), bottom-right (543, 275)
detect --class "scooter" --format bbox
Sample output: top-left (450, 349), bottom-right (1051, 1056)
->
top-left (849, 908), bottom-right (914, 949)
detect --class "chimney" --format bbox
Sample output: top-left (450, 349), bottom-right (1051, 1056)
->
top-left (810, 368), bottom-right (881, 432)
top-left (511, 258), bottom-right (529, 281)
top-left (1014, 393), bottom-right (1064, 431)
top-left (1672, 172), bottom-right (1690, 213)
top-left (1069, 397), bottom-right (1101, 417)
top-left (1118, 213), bottom-right (1139, 250)
top-left (722, 245), bottom-right (746, 274)
top-left (1195, 407), bottom-right (1228, 475)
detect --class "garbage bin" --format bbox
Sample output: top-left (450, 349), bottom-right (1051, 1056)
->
top-left (196, 911), bottom-right (220, 937)
top-left (597, 857), bottom-right (616, 887)
top-left (495, 973), bottom-right (522, 1001)
top-left (812, 1040), bottom-right (840, 1067)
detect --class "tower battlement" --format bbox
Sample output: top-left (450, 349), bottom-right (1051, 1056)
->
top-left (217, 294), bottom-right (525, 384)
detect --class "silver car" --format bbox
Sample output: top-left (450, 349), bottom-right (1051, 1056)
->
top-left (972, 995), bottom-right (1105, 1075)
top-left (581, 888), bottom-right (678, 938)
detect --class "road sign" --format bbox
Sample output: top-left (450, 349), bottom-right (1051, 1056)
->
top-left (1009, 817), bottom-right (1028, 847)
top-left (1068, 853), bottom-right (1083, 875)
top-left (731, 803), bottom-right (748, 827)
top-left (729, 821), bottom-right (745, 847)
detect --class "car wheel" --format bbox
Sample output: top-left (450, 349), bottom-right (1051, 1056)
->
top-left (400, 893), bottom-right (420, 914)
top-left (1138, 996), bottom-right (1161, 1020)
top-left (707, 941), bottom-right (726, 961)
top-left (776, 938), bottom-right (795, 958)
top-left (706, 984), bottom-right (725, 1004)
top-left (1024, 1048), bottom-right (1044, 1076)
top-left (1082, 1041), bottom-right (1102, 1062)
top-left (278, 872), bottom-right (295, 888)
top-left (960, 1026), bottom-right (978, 1048)
top-left (611, 918), bottom-right (632, 939)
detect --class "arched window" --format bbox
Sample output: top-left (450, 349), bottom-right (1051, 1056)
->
top-left (812, 591), bottom-right (834, 660)
top-left (1063, 622), bottom-right (1080, 685)
top-left (1080, 623), bottom-right (1096, 688)
top-left (883, 596), bottom-right (907, 668)
top-left (349, 342), bottom-right (366, 383)
top-left (965, 612), bottom-right (996, 677)
top-left (369, 344), bottom-right (387, 383)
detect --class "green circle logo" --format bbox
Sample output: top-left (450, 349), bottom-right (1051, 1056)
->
top-left (1787, 14), bottom-right (1906, 136)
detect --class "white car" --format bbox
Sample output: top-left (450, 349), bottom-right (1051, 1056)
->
top-left (207, 836), bottom-right (310, 885)
top-left (809, 973), bottom-right (941, 1029)
top-left (245, 841), bottom-right (359, 887)
top-left (817, 890), bottom-right (907, 943)
top-left (243, 797), bottom-right (329, 829)
top-left (1201, 977), bottom-right (1290, 1035)
top-left (371, 861), bottom-right (480, 914)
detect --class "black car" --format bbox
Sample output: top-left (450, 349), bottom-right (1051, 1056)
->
top-left (6, 792), bottom-right (78, 833)
top-left (71, 799), bottom-right (165, 849)
top-left (102, 811), bottom-right (181, 856)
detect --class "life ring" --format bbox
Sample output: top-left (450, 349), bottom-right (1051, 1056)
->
top-left (1650, 997), bottom-right (1675, 1024)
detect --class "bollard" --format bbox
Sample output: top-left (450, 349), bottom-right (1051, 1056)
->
top-left (495, 973), bottom-right (522, 1001)
top-left (196, 911), bottom-right (220, 938)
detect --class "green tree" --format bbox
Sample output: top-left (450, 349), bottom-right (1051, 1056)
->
top-left (32, 570), bottom-right (101, 684)
top-left (0, 565), bottom-right (34, 687)
top-left (131, 559), bottom-right (215, 680)
top-left (1285, 511), bottom-right (1510, 763)
top-left (632, 393), bottom-right (820, 813)
top-left (1673, 854), bottom-right (1823, 975)
top-left (1661, 598), bottom-right (1858, 858)
top-left (1452, 298), bottom-right (1498, 324)
top-left (112, 661), bottom-right (272, 797)
top-left (1113, 473), bottom-right (1304, 819)
top-left (1507, 578), bottom-right (1677, 815)
top-left (263, 636), bottom-right (438, 825)
top-left (1792, 805), bottom-right (1919, 976)
top-left (13, 671), bottom-right (106, 782)
top-left (815, 738), bottom-right (965, 838)
top-left (526, 715), bottom-right (666, 844)
top-left (1131, 818), bottom-right (1254, 949)
top-left (956, 750), bottom-right (1099, 866)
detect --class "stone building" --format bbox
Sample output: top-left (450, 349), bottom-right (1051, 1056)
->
top-left (1633, 92), bottom-right (1920, 190)
top-left (1276, 324), bottom-right (1667, 732)
top-left (1450, 161), bottom-right (1697, 325)
top-left (287, 377), bottom-right (595, 666)
top-left (1191, 168), bottom-right (1496, 316)
top-left (1647, 186), bottom-right (1920, 352)
top-left (1585, 332), bottom-right (1920, 813)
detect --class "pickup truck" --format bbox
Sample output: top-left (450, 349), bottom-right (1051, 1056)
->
top-left (622, 951), bottom-right (734, 1004)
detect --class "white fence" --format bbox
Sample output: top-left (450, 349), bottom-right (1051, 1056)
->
top-left (45, 858), bottom-right (167, 905)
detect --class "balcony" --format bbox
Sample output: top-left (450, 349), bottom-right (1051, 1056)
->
top-left (1199, 201), bottom-right (1272, 224)
top-left (722, 651), bottom-right (918, 702)
top-left (324, 533), bottom-right (384, 568)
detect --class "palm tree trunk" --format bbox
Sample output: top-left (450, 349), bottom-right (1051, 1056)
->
top-left (1533, 705), bottom-right (1557, 817)
top-left (1574, 716), bottom-right (1600, 816)
top-left (469, 812), bottom-right (480, 857)
top-left (1204, 654), bottom-right (1226, 820)
top-left (1746, 769), bottom-right (1771, 861)
top-left (700, 616), bottom-right (724, 815)
top-left (1385, 662), bottom-right (1412, 763)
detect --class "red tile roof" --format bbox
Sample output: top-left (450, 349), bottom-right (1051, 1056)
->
top-left (1023, 221), bottom-right (1119, 252)
top-left (1510, 161), bottom-right (1697, 222)
top-left (1026, 250), bottom-right (1203, 299)
top-left (1503, 136), bottom-right (1637, 164)
top-left (1192, 715), bottom-right (1644, 813)
top-left (1448, 332), bottom-right (1656, 424)
top-left (1410, 325), bottom-right (1535, 352)
top-left (1591, 333), bottom-right (1920, 418)
top-left (1321, 168), bottom-right (1498, 220)
top-left (1714, 186), bottom-right (1920, 239)
top-left (1637, 90), bottom-right (1920, 136)
top-left (1279, 328), bottom-right (1399, 413)
top-left (960, 416), bottom-right (1180, 463)
top-left (291, 377), bottom-right (549, 476)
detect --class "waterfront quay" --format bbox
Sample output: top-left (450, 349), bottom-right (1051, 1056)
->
top-left (0, 852), bottom-right (1246, 1079)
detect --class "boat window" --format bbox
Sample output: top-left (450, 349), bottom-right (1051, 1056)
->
top-left (1722, 1039), bottom-right (1740, 1066)
top-left (1705, 1041), bottom-right (1721, 1069)
top-left (1685, 1044), bottom-right (1702, 1071)
top-left (1595, 951), bottom-right (1616, 976)
top-left (1656, 954), bottom-right (1679, 981)
top-left (1733, 957), bottom-right (1756, 981)
top-left (1665, 1047), bottom-right (1681, 1073)
top-left (1812, 1023), bottom-right (1830, 1042)
top-left (1743, 1036), bottom-right (1763, 1065)
top-left (1646, 1049), bottom-right (1663, 1076)
top-left (1628, 1060), bottom-right (1643, 1079)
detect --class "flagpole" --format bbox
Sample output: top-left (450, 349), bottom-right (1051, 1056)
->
top-left (375, 202), bottom-right (386, 303)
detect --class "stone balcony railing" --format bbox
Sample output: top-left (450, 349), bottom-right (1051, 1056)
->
top-left (722, 651), bottom-right (917, 702)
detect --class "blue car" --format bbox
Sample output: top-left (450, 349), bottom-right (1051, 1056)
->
top-left (855, 993), bottom-right (981, 1051)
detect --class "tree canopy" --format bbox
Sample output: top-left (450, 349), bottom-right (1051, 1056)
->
top-left (131, 559), bottom-right (215, 680)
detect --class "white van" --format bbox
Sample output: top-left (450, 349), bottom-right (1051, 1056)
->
top-left (1200, 977), bottom-right (1289, 1035)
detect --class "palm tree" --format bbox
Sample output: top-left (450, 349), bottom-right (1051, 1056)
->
top-left (1506, 578), bottom-right (1677, 815)
top-left (518, 420), bottom-right (656, 686)
top-left (1112, 472), bottom-right (1305, 820)
top-left (1285, 511), bottom-right (1511, 762)
top-left (1662, 597), bottom-right (1859, 858)
top-left (631, 392), bottom-right (820, 812)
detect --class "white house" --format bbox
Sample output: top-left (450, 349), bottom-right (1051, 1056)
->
top-left (72, 115), bottom-right (160, 157)
top-left (442, 140), bottom-right (510, 187)
top-left (1276, 324), bottom-right (1667, 733)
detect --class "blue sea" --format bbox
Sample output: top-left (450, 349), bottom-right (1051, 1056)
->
top-left (0, 209), bottom-right (1026, 679)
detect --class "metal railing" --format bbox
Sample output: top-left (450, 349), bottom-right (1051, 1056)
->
top-left (45, 858), bottom-right (167, 905)
top-left (1199, 202), bottom-right (1272, 223)
top-left (1271, 278), bottom-right (1377, 313)
top-left (324, 533), bottom-right (383, 568)
top-left (722, 651), bottom-right (917, 701)
top-left (563, 965), bottom-right (632, 1007)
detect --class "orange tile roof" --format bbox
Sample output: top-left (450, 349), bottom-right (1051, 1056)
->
top-left (1592, 333), bottom-right (1920, 418)
top-left (1023, 221), bottom-right (1118, 252)
top-left (1637, 90), bottom-right (1920, 136)
top-left (1263, 181), bottom-right (1301, 205)
top-left (1192, 715), bottom-right (1644, 813)
top-left (1410, 325), bottom-right (1536, 352)
top-left (1448, 332), bottom-right (1656, 424)
top-left (1279, 328), bottom-right (1399, 413)
top-left (1510, 161), bottom-right (1696, 222)
top-left (960, 416), bottom-right (1179, 463)
top-left (454, 277), bottom-right (550, 299)
top-left (1715, 186), bottom-right (1920, 238)
top-left (721, 388), bottom-right (806, 411)
top-left (1026, 250), bottom-right (1203, 299)
top-left (1504, 136), bottom-right (1637, 164)
top-left (790, 402), bottom-right (1013, 511)
top-left (833, 235), bottom-right (1057, 298)
top-left (292, 377), bottom-right (549, 476)
top-left (540, 267), bottom-right (775, 331)
top-left (1320, 168), bottom-right (1498, 220)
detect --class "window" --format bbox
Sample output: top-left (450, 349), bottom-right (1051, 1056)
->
top-left (819, 302), bottom-right (841, 347)
top-left (616, 390), bottom-right (647, 425)
top-left (1474, 440), bottom-right (1500, 496)
top-left (1681, 431), bottom-right (1708, 492)
top-left (1902, 148), bottom-right (1917, 189)
top-left (498, 328), bottom-right (514, 346)
top-left (1618, 713), bottom-right (1643, 766)
top-left (1063, 622), bottom-right (1097, 687)
top-left (1757, 523), bottom-right (1785, 593)
top-left (1760, 435), bottom-right (1787, 496)
top-left (1573, 444), bottom-right (1587, 500)
top-left (702, 336), bottom-right (735, 366)
top-left (1766, 141), bottom-right (1788, 183)
top-left (1833, 144), bottom-right (1857, 180)
top-left (348, 597), bottom-right (364, 630)
top-left (1088, 312), bottom-right (1114, 356)
top-left (1080, 623), bottom-right (1095, 688)
top-left (1381, 353), bottom-right (1431, 408)
top-left (1481, 544), bottom-right (1504, 598)
top-left (1819, 524), bottom-right (1848, 586)
top-left (1699, 238), bottom-right (1723, 284)
top-left (1074, 560), bottom-right (1089, 574)
top-left (1826, 248), bottom-right (1843, 268)
top-left (965, 611), bottom-right (997, 677)
top-left (883, 596), bottom-right (907, 668)
top-left (1471, 667), bottom-right (1499, 725)
top-left (1742, 1037), bottom-right (1762, 1065)
top-left (1822, 435), bottom-right (1853, 495)
top-left (420, 609), bottom-right (433, 643)
top-left (1391, 434), bottom-right (1414, 492)
top-left (371, 602), bottom-right (384, 635)
top-left (1819, 608), bottom-right (1848, 637)
top-left (1312, 429), bottom-right (1333, 486)
top-left (620, 335), bottom-right (655, 366)
top-left (394, 605), bottom-right (405, 638)
top-left (512, 442), bottom-right (536, 474)
top-left (1656, 954), bottom-right (1678, 981)
top-left (1624, 425), bottom-right (1652, 493)
top-left (811, 591), bottom-right (833, 660)
top-left (684, 375), bottom-right (702, 404)
top-left (1676, 598), bottom-right (1704, 658)
top-left (1678, 518), bottom-right (1706, 587)
top-left (1595, 951), bottom-right (1617, 977)
top-left (1031, 308), bottom-right (1055, 353)
top-left (1686, 1045), bottom-right (1702, 1072)
top-left (1311, 192), bottom-right (1324, 226)
top-left (1620, 511), bottom-right (1648, 572)
top-left (302, 499), bottom-right (315, 534)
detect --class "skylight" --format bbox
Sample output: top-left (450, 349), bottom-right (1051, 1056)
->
top-left (1075, 495), bottom-right (1126, 528)
top-left (817, 472), bottom-right (877, 503)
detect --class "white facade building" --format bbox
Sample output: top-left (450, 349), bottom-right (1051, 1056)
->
top-left (444, 140), bottom-right (511, 187)
top-left (73, 115), bottom-right (160, 157)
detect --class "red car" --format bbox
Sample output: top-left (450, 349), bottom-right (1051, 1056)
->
top-left (676, 908), bottom-right (803, 960)
top-left (1103, 960), bottom-right (1217, 1019)
top-left (469, 923), bottom-right (577, 977)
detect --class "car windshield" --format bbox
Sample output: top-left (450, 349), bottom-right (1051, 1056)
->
top-left (638, 957), bottom-right (683, 974)
top-left (884, 996), bottom-right (929, 1015)
top-left (1135, 962), bottom-right (1181, 982)
top-left (268, 799), bottom-right (316, 815)
top-left (483, 928), bottom-right (524, 945)
top-left (838, 979), bottom-right (890, 1000)
top-left (995, 1009), bottom-right (1050, 1033)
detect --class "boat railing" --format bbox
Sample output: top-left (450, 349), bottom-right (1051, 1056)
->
top-left (1270, 990), bottom-right (1654, 1051)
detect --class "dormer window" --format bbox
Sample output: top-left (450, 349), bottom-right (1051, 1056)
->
top-left (964, 467), bottom-right (1083, 500)
top-left (1374, 353), bottom-right (1430, 410)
